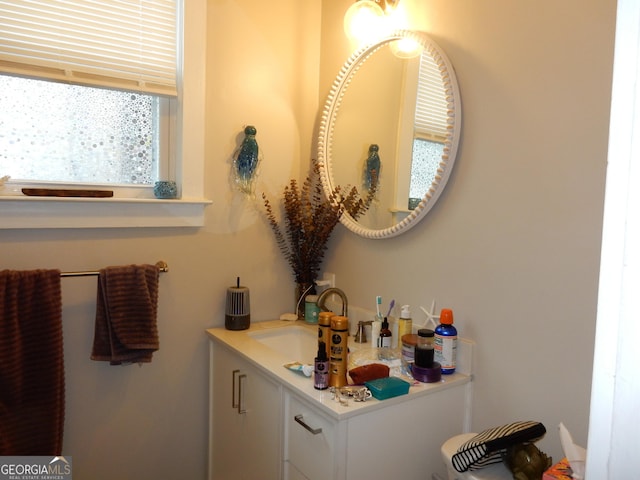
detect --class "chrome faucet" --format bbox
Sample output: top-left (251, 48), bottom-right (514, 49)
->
top-left (354, 320), bottom-right (373, 343)
top-left (317, 287), bottom-right (348, 317)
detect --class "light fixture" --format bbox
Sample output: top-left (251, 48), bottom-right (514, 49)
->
top-left (344, 0), bottom-right (400, 46)
top-left (374, 0), bottom-right (400, 15)
top-left (389, 36), bottom-right (423, 59)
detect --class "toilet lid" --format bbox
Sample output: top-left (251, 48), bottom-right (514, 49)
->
top-left (442, 433), bottom-right (478, 458)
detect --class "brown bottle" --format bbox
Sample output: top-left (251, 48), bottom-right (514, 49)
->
top-left (329, 315), bottom-right (349, 387)
top-left (378, 317), bottom-right (392, 348)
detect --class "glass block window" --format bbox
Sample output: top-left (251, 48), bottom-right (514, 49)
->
top-left (409, 138), bottom-right (444, 199)
top-left (0, 1), bottom-right (177, 189)
top-left (0, 75), bottom-right (159, 185)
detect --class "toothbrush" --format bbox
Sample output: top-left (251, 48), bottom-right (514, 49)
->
top-left (386, 299), bottom-right (395, 318)
top-left (375, 296), bottom-right (382, 319)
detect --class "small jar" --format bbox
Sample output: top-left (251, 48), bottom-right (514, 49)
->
top-left (304, 294), bottom-right (320, 324)
top-left (401, 333), bottom-right (418, 365)
top-left (415, 329), bottom-right (434, 368)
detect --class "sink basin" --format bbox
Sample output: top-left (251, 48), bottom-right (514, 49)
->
top-left (249, 325), bottom-right (317, 364)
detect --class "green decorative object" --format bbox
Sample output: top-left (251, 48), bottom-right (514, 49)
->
top-left (504, 443), bottom-right (552, 480)
top-left (363, 144), bottom-right (380, 192)
top-left (154, 180), bottom-right (178, 199)
top-left (233, 125), bottom-right (261, 194)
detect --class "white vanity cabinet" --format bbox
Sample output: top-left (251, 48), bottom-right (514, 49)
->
top-left (207, 321), bottom-right (474, 480)
top-left (209, 341), bottom-right (283, 480)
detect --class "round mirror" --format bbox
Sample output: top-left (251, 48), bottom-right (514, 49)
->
top-left (318, 30), bottom-right (461, 239)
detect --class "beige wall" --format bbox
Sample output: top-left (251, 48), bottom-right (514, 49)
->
top-left (0, 0), bottom-right (616, 477)
top-left (322, 0), bottom-right (616, 462)
top-left (1, 1), bottom-right (321, 478)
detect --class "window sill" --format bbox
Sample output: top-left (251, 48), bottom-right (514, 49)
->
top-left (0, 0), bottom-right (209, 230)
top-left (0, 195), bottom-right (212, 229)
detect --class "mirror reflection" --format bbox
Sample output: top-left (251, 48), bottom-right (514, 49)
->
top-left (318, 30), bottom-right (461, 239)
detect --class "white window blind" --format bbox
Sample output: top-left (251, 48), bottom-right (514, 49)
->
top-left (0, 0), bottom-right (177, 96)
top-left (414, 52), bottom-right (449, 141)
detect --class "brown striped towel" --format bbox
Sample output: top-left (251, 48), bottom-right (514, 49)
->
top-left (0, 269), bottom-right (65, 455)
top-left (91, 264), bottom-right (160, 365)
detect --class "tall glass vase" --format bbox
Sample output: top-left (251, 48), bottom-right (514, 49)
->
top-left (295, 282), bottom-right (317, 320)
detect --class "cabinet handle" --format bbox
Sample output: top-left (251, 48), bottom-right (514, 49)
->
top-left (294, 414), bottom-right (322, 435)
top-left (238, 374), bottom-right (247, 414)
top-left (232, 369), bottom-right (240, 408)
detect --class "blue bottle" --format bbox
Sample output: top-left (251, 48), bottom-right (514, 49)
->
top-left (434, 308), bottom-right (457, 374)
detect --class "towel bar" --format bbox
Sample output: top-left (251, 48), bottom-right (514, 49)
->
top-left (60, 260), bottom-right (168, 278)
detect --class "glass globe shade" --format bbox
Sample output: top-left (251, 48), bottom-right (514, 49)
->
top-left (389, 37), bottom-right (423, 59)
top-left (343, 1), bottom-right (386, 45)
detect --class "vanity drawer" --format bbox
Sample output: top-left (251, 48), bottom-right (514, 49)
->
top-left (285, 393), bottom-right (336, 479)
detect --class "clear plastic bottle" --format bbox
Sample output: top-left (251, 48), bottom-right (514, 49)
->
top-left (371, 315), bottom-right (382, 349)
top-left (434, 308), bottom-right (457, 374)
top-left (397, 305), bottom-right (413, 340)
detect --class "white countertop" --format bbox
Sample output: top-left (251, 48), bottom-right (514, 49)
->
top-left (206, 319), bottom-right (473, 421)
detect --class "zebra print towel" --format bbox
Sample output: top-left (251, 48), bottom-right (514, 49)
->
top-left (452, 420), bottom-right (546, 472)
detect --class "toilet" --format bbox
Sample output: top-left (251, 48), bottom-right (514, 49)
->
top-left (441, 433), bottom-right (513, 480)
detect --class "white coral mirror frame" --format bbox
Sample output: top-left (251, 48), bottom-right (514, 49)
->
top-left (317, 30), bottom-right (461, 239)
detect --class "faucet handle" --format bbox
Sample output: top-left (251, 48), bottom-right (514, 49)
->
top-left (354, 320), bottom-right (373, 343)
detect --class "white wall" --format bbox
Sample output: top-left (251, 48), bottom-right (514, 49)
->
top-left (1, 1), bottom-right (321, 478)
top-left (320, 0), bottom-right (616, 464)
top-left (0, 0), bottom-right (617, 477)
top-left (588, 0), bottom-right (640, 476)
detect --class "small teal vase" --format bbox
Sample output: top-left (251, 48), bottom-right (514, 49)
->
top-left (154, 180), bottom-right (178, 199)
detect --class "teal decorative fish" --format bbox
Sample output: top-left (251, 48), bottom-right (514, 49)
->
top-left (234, 125), bottom-right (260, 193)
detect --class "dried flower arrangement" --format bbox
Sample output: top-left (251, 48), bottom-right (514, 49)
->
top-left (262, 163), bottom-right (375, 290)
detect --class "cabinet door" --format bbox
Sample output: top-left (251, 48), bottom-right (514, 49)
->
top-left (346, 385), bottom-right (467, 480)
top-left (284, 392), bottom-right (338, 480)
top-left (209, 342), bottom-right (282, 480)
